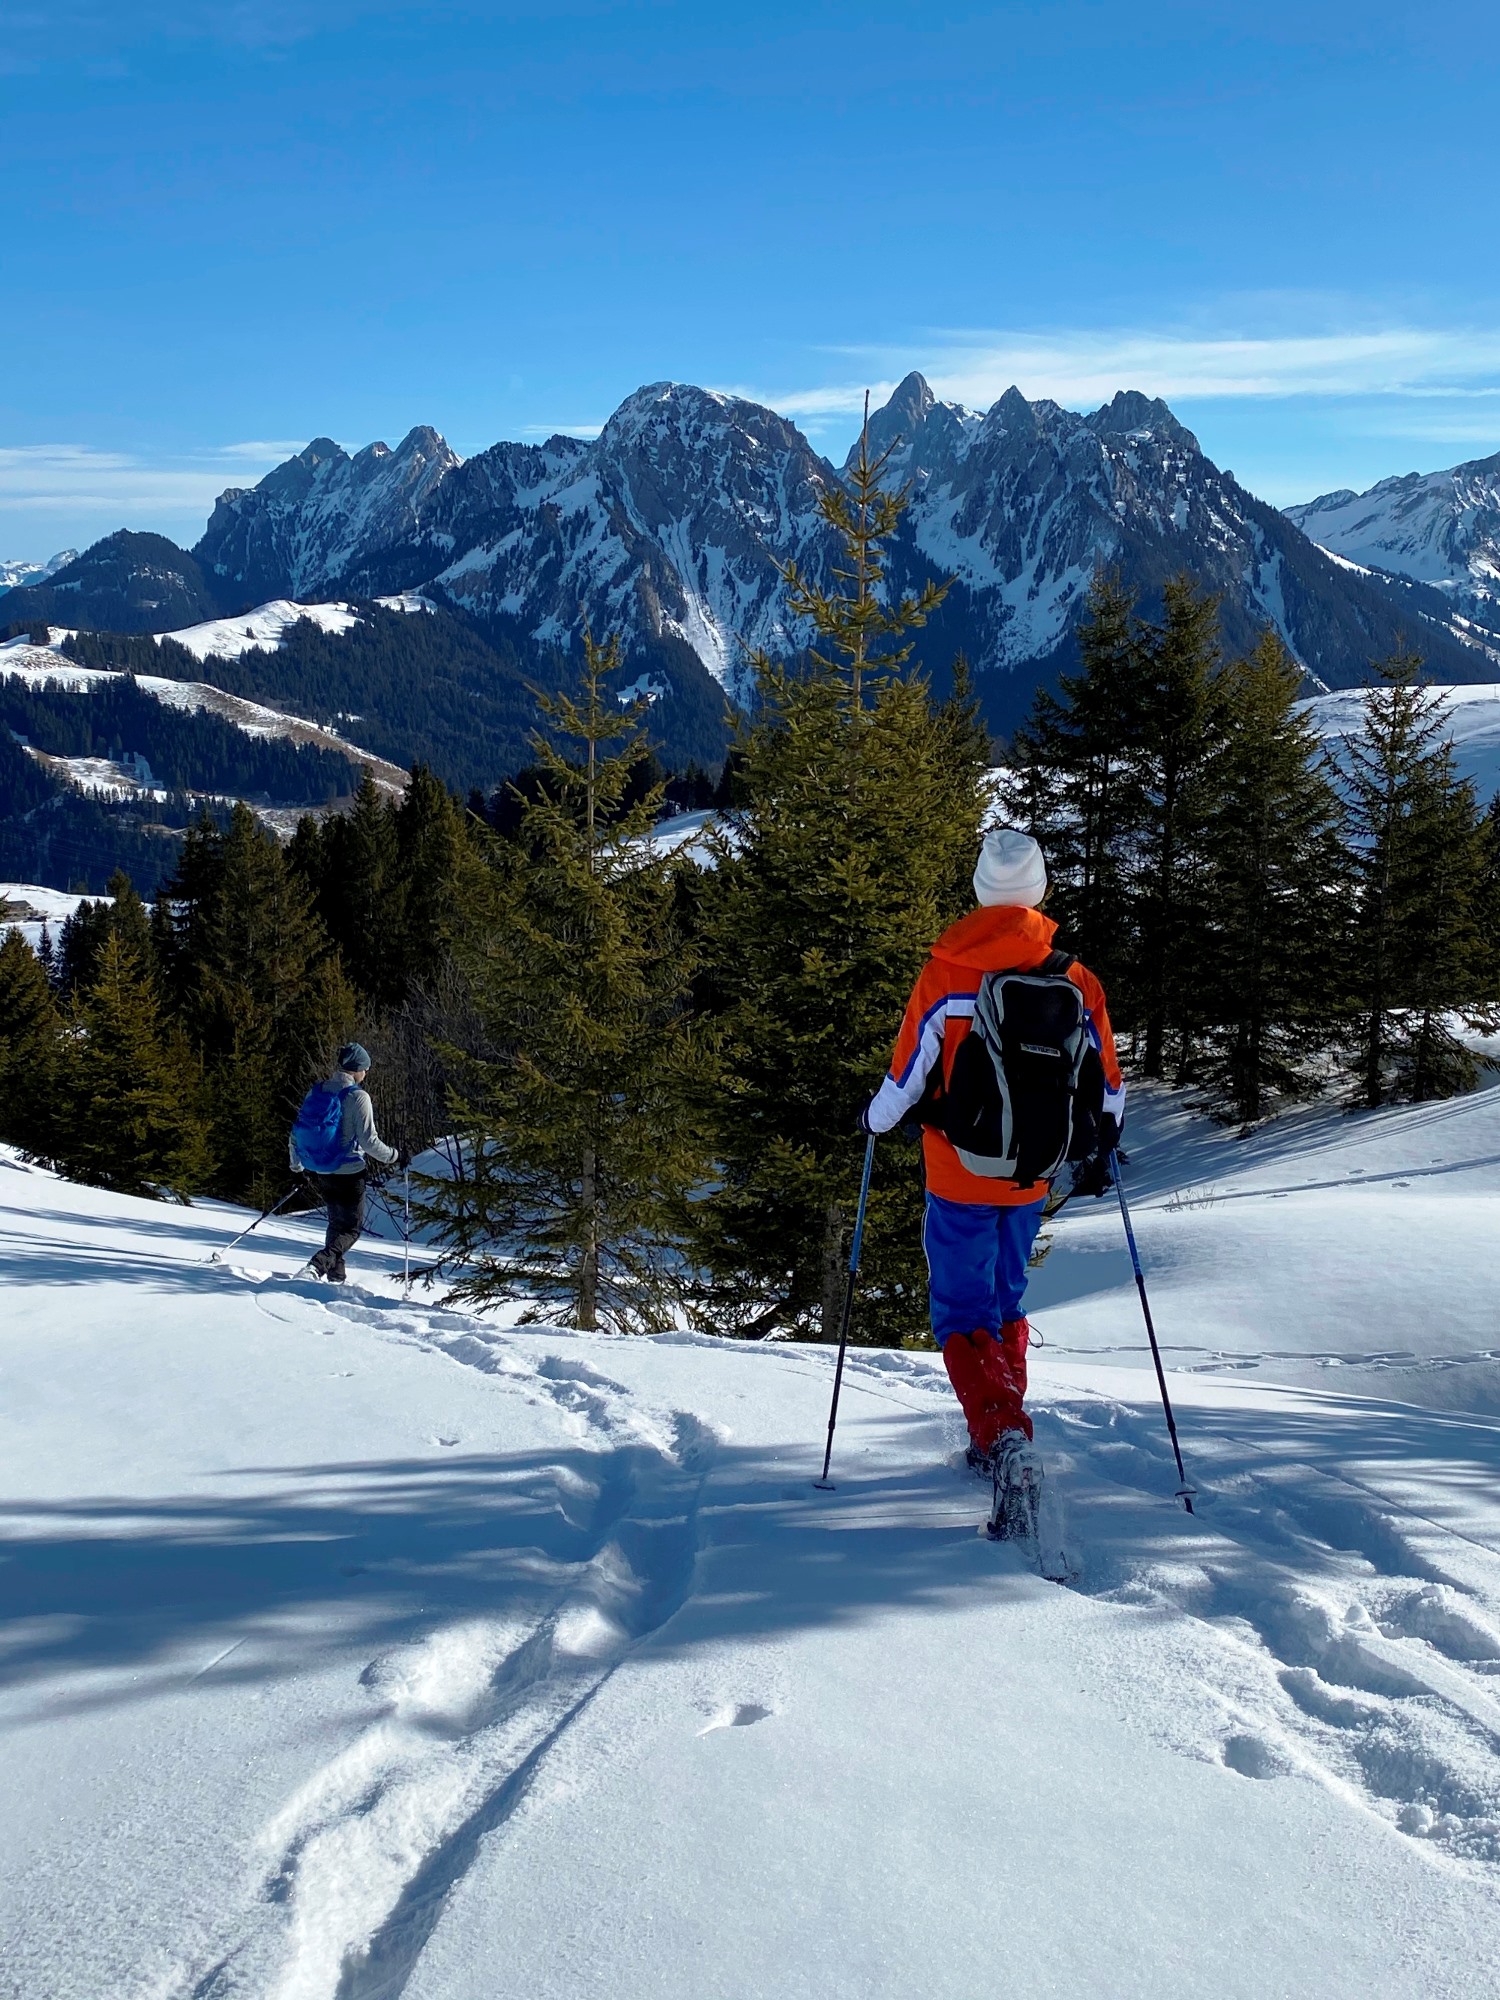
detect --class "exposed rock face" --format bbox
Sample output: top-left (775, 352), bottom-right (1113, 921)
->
top-left (10, 383), bottom-right (1493, 732)
top-left (195, 428), bottom-right (462, 603)
top-left (426, 384), bottom-right (832, 699)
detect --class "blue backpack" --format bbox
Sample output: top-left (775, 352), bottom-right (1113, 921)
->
top-left (291, 1083), bottom-right (357, 1173)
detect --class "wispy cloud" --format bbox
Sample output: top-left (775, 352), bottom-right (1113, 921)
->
top-left (0, 441), bottom-right (301, 516)
top-left (734, 324), bottom-right (1500, 424)
top-left (205, 439), bottom-right (311, 462)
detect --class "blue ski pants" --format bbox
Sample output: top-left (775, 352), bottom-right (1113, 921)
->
top-left (922, 1191), bottom-right (1047, 1348)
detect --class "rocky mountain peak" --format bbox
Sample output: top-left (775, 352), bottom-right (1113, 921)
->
top-left (1285, 446), bottom-right (1500, 631)
top-left (1086, 390), bottom-right (1199, 453)
top-left (861, 372), bottom-right (936, 461)
top-left (22, 374), bottom-right (1484, 733)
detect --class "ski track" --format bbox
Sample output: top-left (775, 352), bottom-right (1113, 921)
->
top-left (169, 1272), bottom-right (1500, 1996)
top-left (170, 1283), bottom-right (721, 2000)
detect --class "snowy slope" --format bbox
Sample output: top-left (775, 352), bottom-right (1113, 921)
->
top-left (160, 592), bottom-right (432, 663)
top-left (0, 880), bottom-right (107, 950)
top-left (0, 632), bottom-right (407, 791)
top-left (5, 1077), bottom-right (1500, 1996)
top-left (1288, 453), bottom-right (1500, 629)
top-left (1305, 680), bottom-right (1500, 803)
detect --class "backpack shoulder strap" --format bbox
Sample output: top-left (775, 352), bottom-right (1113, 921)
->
top-left (1030, 948), bottom-right (1074, 976)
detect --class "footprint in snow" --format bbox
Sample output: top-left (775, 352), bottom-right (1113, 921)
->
top-left (698, 1702), bottom-right (774, 1736)
top-left (1222, 1733), bottom-right (1289, 1780)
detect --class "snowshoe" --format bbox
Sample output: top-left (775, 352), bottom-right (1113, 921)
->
top-left (986, 1428), bottom-right (1042, 1545)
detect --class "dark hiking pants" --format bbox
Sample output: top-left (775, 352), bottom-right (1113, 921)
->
top-left (309, 1170), bottom-right (367, 1281)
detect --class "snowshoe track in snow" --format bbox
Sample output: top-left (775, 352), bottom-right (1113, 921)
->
top-left (177, 1289), bottom-right (718, 2000)
top-left (1050, 1393), bottom-right (1500, 1866)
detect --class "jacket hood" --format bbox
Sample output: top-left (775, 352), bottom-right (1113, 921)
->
top-left (931, 903), bottom-right (1058, 972)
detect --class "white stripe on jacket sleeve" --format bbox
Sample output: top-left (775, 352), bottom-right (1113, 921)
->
top-left (865, 994), bottom-right (975, 1133)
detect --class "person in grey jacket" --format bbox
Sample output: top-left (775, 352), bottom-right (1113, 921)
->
top-left (290, 1042), bottom-right (403, 1282)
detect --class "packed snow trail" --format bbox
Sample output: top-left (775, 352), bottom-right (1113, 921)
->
top-left (4, 1085), bottom-right (1500, 1996)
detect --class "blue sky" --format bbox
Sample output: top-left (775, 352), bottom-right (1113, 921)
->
top-left (4, 0), bottom-right (1499, 559)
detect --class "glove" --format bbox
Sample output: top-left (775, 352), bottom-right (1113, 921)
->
top-left (857, 1100), bottom-right (879, 1135)
top-left (1071, 1150), bottom-right (1114, 1199)
top-left (396, 1145), bottom-right (412, 1170)
top-left (1098, 1112), bottom-right (1123, 1156)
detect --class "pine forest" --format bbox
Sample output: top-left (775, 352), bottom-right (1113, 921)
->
top-left (3, 458), bottom-right (1497, 1345)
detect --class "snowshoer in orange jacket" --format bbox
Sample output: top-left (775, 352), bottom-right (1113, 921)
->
top-left (862, 830), bottom-right (1124, 1457)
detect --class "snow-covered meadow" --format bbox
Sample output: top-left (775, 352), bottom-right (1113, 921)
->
top-left (4, 1079), bottom-right (1500, 1996)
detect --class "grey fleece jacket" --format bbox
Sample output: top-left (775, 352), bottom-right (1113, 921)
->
top-left (289, 1070), bottom-right (398, 1175)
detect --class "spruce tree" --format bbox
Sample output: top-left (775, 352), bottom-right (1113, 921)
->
top-left (691, 421), bottom-right (988, 1343)
top-left (1341, 650), bottom-right (1490, 1106)
top-left (1195, 630), bottom-right (1349, 1124)
top-left (58, 934), bottom-right (212, 1197)
top-left (423, 634), bottom-right (707, 1331)
top-left (152, 809), bottom-right (225, 1011)
top-left (1013, 572), bottom-right (1227, 1077)
top-left (392, 762), bottom-right (476, 992)
top-left (105, 868), bottom-right (154, 963)
top-left (56, 898), bottom-right (115, 998)
top-left (1129, 576), bottom-right (1228, 1079)
top-left (181, 804), bottom-right (356, 1204)
top-left (1012, 570), bottom-right (1140, 986)
top-left (316, 770), bottom-right (405, 1009)
top-left (0, 928), bottom-right (62, 1158)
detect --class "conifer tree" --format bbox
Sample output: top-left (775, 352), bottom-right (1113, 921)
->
top-left (392, 762), bottom-right (476, 992)
top-left (179, 804), bottom-right (355, 1203)
top-left (1013, 573), bottom-right (1226, 1075)
top-left (315, 770), bottom-right (405, 1008)
top-left (1478, 794), bottom-right (1500, 1001)
top-left (56, 898), bottom-right (115, 998)
top-left (1012, 571), bottom-right (1140, 984)
top-left (424, 634), bottom-right (707, 1331)
top-left (1129, 576), bottom-right (1228, 1078)
top-left (692, 419), bottom-right (988, 1342)
top-left (57, 933), bottom-right (212, 1197)
top-left (1341, 650), bottom-right (1490, 1106)
top-left (151, 809), bottom-right (225, 1010)
top-left (1195, 630), bottom-right (1349, 1124)
top-left (105, 868), bottom-right (153, 963)
top-left (0, 928), bottom-right (62, 1158)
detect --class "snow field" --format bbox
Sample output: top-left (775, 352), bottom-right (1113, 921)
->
top-left (0, 628), bottom-right (408, 801)
top-left (4, 1080), bottom-right (1500, 1995)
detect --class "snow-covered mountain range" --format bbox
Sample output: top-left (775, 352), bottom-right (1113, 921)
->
top-left (1286, 451), bottom-right (1500, 647)
top-left (0, 549), bottom-right (75, 595)
top-left (5, 381), bottom-right (1492, 737)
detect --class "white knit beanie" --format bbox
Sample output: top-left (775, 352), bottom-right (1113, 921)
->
top-left (973, 828), bottom-right (1047, 908)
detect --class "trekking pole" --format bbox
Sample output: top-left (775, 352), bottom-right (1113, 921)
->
top-left (209, 1182), bottom-right (303, 1263)
top-left (401, 1168), bottom-right (411, 1299)
top-left (814, 1132), bottom-right (877, 1491)
top-left (1112, 1151), bottom-right (1195, 1514)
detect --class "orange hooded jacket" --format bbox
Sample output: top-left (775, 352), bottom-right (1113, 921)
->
top-left (865, 904), bottom-right (1125, 1205)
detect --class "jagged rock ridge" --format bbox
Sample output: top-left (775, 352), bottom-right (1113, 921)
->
top-left (6, 382), bottom-right (1492, 734)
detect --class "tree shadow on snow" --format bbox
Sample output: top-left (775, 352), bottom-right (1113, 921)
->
top-left (2, 1384), bottom-right (1500, 1725)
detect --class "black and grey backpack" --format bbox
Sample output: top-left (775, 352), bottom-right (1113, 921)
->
top-left (921, 950), bottom-right (1105, 1188)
